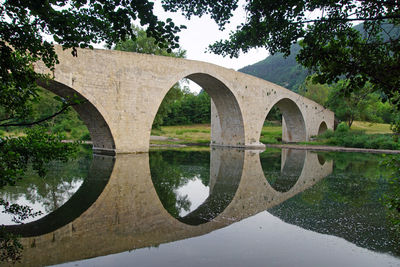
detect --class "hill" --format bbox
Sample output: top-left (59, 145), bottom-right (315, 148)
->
top-left (239, 44), bottom-right (307, 92)
top-left (238, 23), bottom-right (400, 92)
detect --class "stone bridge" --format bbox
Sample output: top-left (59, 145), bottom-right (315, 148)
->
top-left (35, 46), bottom-right (334, 154)
top-left (4, 148), bottom-right (333, 266)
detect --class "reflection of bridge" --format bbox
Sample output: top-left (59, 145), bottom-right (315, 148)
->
top-left (35, 47), bottom-right (334, 154)
top-left (5, 149), bottom-right (332, 266)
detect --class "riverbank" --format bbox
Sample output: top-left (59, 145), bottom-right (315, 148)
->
top-left (266, 144), bottom-right (400, 154)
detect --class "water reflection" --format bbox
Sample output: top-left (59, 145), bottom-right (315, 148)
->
top-left (1, 149), bottom-right (399, 266)
top-left (262, 149), bottom-right (306, 192)
top-left (3, 155), bottom-right (113, 237)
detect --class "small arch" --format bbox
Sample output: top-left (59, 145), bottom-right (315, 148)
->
top-left (318, 121), bottom-right (328, 135)
top-left (37, 80), bottom-right (115, 154)
top-left (261, 98), bottom-right (306, 143)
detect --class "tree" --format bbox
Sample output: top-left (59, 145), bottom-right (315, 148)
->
top-left (0, 2), bottom-right (187, 261)
top-left (170, 1), bottom-right (400, 108)
top-left (114, 26), bottom-right (186, 129)
top-left (299, 78), bottom-right (331, 107)
top-left (1, 0), bottom-right (186, 126)
top-left (327, 80), bottom-right (382, 128)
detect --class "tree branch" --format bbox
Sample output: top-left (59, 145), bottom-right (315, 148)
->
top-left (0, 102), bottom-right (85, 127)
top-left (301, 14), bottom-right (400, 24)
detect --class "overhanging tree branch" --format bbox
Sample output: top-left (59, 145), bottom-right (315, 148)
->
top-left (0, 101), bottom-right (86, 127)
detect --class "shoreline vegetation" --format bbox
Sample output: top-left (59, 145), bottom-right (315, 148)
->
top-left (148, 121), bottom-right (400, 152)
top-left (2, 121), bottom-right (398, 153)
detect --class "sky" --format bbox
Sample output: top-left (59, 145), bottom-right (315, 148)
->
top-left (149, 1), bottom-right (270, 93)
top-left (152, 1), bottom-right (270, 71)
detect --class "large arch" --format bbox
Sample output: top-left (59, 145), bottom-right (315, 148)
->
top-left (37, 80), bottom-right (116, 154)
top-left (151, 73), bottom-right (245, 148)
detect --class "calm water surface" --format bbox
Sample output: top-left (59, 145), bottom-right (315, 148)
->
top-left (1, 148), bottom-right (399, 267)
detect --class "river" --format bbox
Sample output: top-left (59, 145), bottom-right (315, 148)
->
top-left (0, 147), bottom-right (399, 266)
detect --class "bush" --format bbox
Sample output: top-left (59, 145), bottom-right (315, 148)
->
top-left (317, 125), bottom-right (400, 150)
top-left (80, 132), bottom-right (91, 141)
top-left (336, 122), bottom-right (349, 133)
top-left (319, 129), bottom-right (334, 139)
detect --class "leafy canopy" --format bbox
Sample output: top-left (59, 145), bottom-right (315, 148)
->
top-left (183, 1), bottom-right (400, 106)
top-left (1, 0), bottom-right (186, 120)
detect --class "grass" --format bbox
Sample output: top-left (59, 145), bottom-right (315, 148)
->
top-left (151, 124), bottom-right (211, 145)
top-left (150, 120), bottom-right (397, 150)
top-left (260, 125), bottom-right (282, 144)
top-left (150, 123), bottom-right (283, 146)
top-left (351, 121), bottom-right (392, 134)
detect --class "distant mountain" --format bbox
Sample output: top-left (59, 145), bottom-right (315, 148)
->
top-left (238, 23), bottom-right (400, 92)
top-left (239, 44), bottom-right (308, 92)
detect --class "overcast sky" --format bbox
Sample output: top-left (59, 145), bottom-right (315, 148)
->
top-left (152, 1), bottom-right (270, 71)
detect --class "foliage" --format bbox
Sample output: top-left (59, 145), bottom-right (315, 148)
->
top-left (317, 122), bottom-right (400, 150)
top-left (0, 199), bottom-right (42, 224)
top-left (299, 77), bottom-right (331, 106)
top-left (327, 81), bottom-right (388, 128)
top-left (164, 90), bottom-right (211, 126)
top-left (202, 1), bottom-right (400, 108)
top-left (0, 127), bottom-right (79, 188)
top-left (1, 0), bottom-right (185, 120)
top-left (391, 112), bottom-right (400, 141)
top-left (381, 155), bottom-right (400, 227)
top-left (239, 44), bottom-right (308, 92)
top-left (0, 227), bottom-right (22, 264)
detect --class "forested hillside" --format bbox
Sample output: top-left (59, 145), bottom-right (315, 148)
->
top-left (239, 23), bottom-right (400, 93)
top-left (239, 44), bottom-right (307, 92)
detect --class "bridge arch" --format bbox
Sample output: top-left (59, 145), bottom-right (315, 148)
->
top-left (318, 121), bottom-right (328, 135)
top-left (37, 80), bottom-right (115, 154)
top-left (261, 98), bottom-right (306, 143)
top-left (151, 72), bottom-right (245, 147)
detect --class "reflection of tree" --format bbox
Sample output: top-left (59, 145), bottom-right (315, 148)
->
top-left (269, 152), bottom-right (400, 256)
top-left (381, 155), bottom-right (400, 231)
top-left (260, 150), bottom-right (281, 183)
top-left (0, 150), bottom-right (92, 217)
top-left (149, 151), bottom-right (210, 217)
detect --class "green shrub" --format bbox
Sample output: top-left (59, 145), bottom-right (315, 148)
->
top-left (80, 132), bottom-right (91, 141)
top-left (321, 128), bottom-right (400, 150)
top-left (336, 122), bottom-right (349, 133)
top-left (319, 129), bottom-right (334, 139)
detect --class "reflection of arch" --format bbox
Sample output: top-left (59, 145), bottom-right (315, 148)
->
top-left (3, 155), bottom-right (115, 237)
top-left (150, 148), bottom-right (244, 226)
top-left (177, 148), bottom-right (243, 225)
top-left (37, 80), bottom-right (115, 153)
top-left (263, 149), bottom-right (306, 193)
top-left (317, 154), bottom-right (326, 165)
top-left (265, 98), bottom-right (306, 142)
top-left (156, 73), bottom-right (245, 147)
top-left (318, 121), bottom-right (328, 135)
